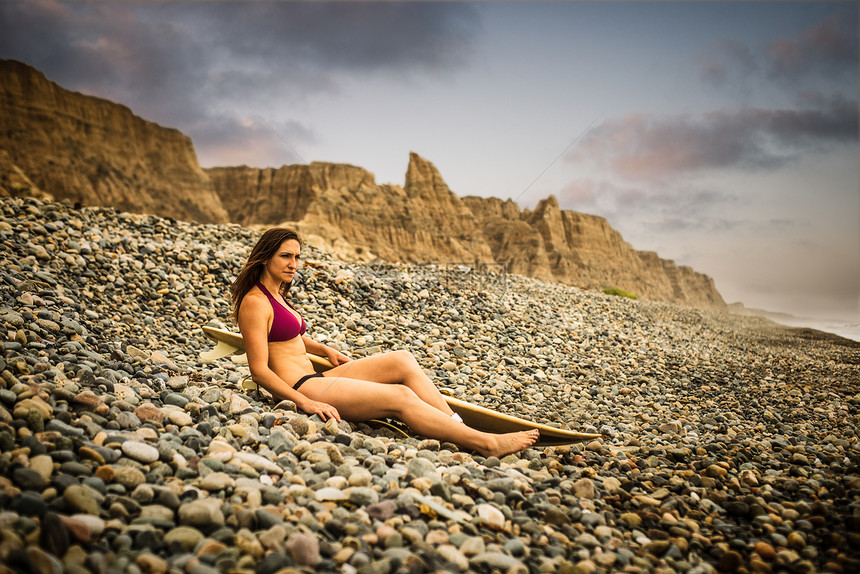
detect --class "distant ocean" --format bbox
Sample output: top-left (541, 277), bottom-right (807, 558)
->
top-left (768, 316), bottom-right (860, 343)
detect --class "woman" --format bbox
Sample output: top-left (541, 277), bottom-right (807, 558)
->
top-left (230, 228), bottom-right (539, 458)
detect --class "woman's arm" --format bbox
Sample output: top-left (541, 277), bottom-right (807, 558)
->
top-left (238, 294), bottom-right (340, 420)
top-left (302, 336), bottom-right (351, 367)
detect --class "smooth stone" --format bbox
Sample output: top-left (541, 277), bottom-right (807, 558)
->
top-left (228, 395), bottom-right (251, 414)
top-left (135, 553), bottom-right (168, 574)
top-left (255, 509), bottom-right (284, 529)
top-left (65, 513), bottom-right (106, 539)
top-left (157, 489), bottom-right (182, 509)
top-left (504, 537), bottom-right (527, 557)
top-left (256, 553), bottom-right (292, 574)
top-left (115, 412), bottom-right (142, 429)
top-left (163, 393), bottom-right (190, 408)
top-left (140, 505), bottom-right (176, 523)
top-left (753, 541), bottom-right (777, 560)
top-left (26, 546), bottom-right (64, 574)
top-left (112, 466), bottom-right (147, 489)
top-left (475, 504), bottom-right (505, 529)
top-left (197, 472), bottom-right (235, 491)
top-left (196, 539), bottom-right (227, 558)
top-left (40, 512), bottom-right (70, 556)
top-left (164, 526), bottom-right (204, 552)
top-left (577, 533), bottom-right (601, 548)
top-left (718, 550), bottom-right (744, 572)
top-left (347, 467), bottom-right (373, 487)
top-left (602, 476), bottom-right (622, 493)
top-left (573, 477), bottom-right (596, 499)
top-left (257, 524), bottom-right (288, 551)
top-left (436, 544), bottom-right (469, 570)
top-left (459, 536), bottom-right (486, 556)
top-left (178, 498), bottom-right (224, 527)
top-left (347, 487), bottom-right (379, 506)
top-left (133, 403), bottom-right (165, 425)
top-left (59, 462), bottom-right (92, 477)
top-left (10, 491), bottom-right (47, 517)
top-left (29, 454), bottom-right (55, 482)
top-left (78, 446), bottom-right (105, 465)
top-left (234, 528), bottom-right (265, 558)
top-left (207, 440), bottom-right (237, 461)
top-left (46, 419), bottom-right (83, 436)
top-left (166, 409), bottom-right (193, 426)
top-left (13, 467), bottom-right (44, 490)
top-left (166, 376), bottom-right (189, 390)
top-left (286, 532), bottom-right (320, 566)
top-left (63, 485), bottom-right (101, 515)
top-left (406, 457), bottom-right (439, 481)
top-left (315, 487), bottom-right (348, 502)
top-left (470, 552), bottom-right (526, 572)
top-left (81, 476), bottom-right (106, 494)
top-left (365, 500), bottom-right (397, 522)
top-left (231, 451), bottom-right (281, 473)
top-left (121, 441), bottom-right (159, 464)
top-left (14, 397), bottom-right (52, 420)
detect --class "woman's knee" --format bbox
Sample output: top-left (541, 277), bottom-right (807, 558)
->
top-left (388, 349), bottom-right (419, 370)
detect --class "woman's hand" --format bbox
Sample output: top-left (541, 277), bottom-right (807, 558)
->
top-left (302, 336), bottom-right (351, 367)
top-left (325, 347), bottom-right (351, 367)
top-left (300, 398), bottom-right (341, 422)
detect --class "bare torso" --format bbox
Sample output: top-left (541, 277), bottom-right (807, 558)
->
top-left (267, 337), bottom-right (316, 386)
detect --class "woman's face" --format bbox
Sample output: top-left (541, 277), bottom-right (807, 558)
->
top-left (264, 239), bottom-right (301, 284)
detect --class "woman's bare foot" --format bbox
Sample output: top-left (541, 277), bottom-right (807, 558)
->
top-left (478, 429), bottom-right (540, 458)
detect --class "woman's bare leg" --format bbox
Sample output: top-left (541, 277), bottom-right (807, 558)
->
top-left (324, 350), bottom-right (454, 415)
top-left (297, 376), bottom-right (539, 458)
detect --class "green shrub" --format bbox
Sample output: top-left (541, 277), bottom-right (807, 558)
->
top-left (603, 287), bottom-right (638, 300)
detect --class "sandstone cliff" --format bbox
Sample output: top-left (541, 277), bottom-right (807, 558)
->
top-left (208, 153), bottom-right (494, 264)
top-left (0, 59), bottom-right (228, 223)
top-left (209, 154), bottom-right (726, 310)
top-left (464, 195), bottom-right (725, 309)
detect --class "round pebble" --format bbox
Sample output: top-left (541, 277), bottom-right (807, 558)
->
top-left (121, 441), bottom-right (160, 464)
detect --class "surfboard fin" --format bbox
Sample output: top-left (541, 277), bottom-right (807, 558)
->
top-left (200, 341), bottom-right (241, 362)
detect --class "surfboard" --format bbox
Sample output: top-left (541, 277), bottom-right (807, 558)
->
top-left (439, 395), bottom-right (599, 446)
top-left (201, 325), bottom-right (600, 445)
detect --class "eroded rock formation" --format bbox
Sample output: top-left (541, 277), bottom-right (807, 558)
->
top-left (208, 154), bottom-right (494, 264)
top-left (0, 59), bottom-right (227, 223)
top-left (209, 154), bottom-right (726, 309)
top-left (464, 195), bottom-right (725, 309)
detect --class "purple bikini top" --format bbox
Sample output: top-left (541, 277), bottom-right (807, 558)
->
top-left (256, 282), bottom-right (306, 342)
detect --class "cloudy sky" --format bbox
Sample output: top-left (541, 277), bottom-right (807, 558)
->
top-left (1, 1), bottom-right (858, 322)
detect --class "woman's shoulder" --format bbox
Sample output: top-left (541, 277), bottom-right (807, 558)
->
top-left (238, 287), bottom-right (270, 314)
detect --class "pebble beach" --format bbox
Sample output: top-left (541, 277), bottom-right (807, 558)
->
top-left (1, 195), bottom-right (859, 574)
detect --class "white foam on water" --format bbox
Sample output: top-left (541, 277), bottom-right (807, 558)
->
top-left (770, 316), bottom-right (860, 343)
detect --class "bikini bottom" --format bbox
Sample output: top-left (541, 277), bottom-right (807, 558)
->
top-left (294, 372), bottom-right (324, 391)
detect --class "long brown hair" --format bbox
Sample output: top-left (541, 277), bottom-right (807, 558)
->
top-left (230, 228), bottom-right (302, 321)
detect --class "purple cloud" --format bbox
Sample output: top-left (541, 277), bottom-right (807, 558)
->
top-left (568, 96), bottom-right (857, 181)
top-left (556, 177), bottom-right (738, 233)
top-left (698, 38), bottom-right (758, 89)
top-left (767, 11), bottom-right (859, 81)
